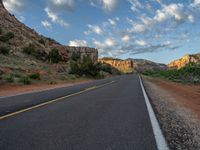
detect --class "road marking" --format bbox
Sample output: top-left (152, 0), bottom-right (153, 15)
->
top-left (139, 76), bottom-right (169, 150)
top-left (0, 81), bottom-right (115, 120)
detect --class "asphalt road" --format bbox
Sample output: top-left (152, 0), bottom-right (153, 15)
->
top-left (0, 75), bottom-right (158, 150)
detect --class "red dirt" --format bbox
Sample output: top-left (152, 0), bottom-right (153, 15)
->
top-left (146, 77), bottom-right (200, 118)
top-left (0, 80), bottom-right (92, 97)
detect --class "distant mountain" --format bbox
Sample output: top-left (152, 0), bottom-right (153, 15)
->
top-left (127, 58), bottom-right (167, 73)
top-left (168, 53), bottom-right (200, 69)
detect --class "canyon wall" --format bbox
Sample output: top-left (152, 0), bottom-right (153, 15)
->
top-left (98, 58), bottom-right (134, 73)
top-left (0, 1), bottom-right (98, 62)
top-left (168, 54), bottom-right (200, 69)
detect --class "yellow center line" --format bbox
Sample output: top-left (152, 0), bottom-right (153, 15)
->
top-left (0, 80), bottom-right (116, 120)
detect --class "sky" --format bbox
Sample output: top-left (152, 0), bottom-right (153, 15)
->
top-left (2, 0), bottom-right (200, 64)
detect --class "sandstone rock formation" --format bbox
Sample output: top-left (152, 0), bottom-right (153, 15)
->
top-left (168, 54), bottom-right (200, 69)
top-left (0, 0), bottom-right (98, 62)
top-left (98, 57), bottom-right (134, 73)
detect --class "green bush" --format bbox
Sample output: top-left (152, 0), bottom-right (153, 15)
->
top-left (0, 31), bottom-right (14, 42)
top-left (4, 75), bottom-right (14, 83)
top-left (0, 47), bottom-right (10, 55)
top-left (38, 39), bottom-right (45, 45)
top-left (48, 49), bottom-right (62, 63)
top-left (19, 76), bottom-right (31, 85)
top-left (23, 44), bottom-right (47, 61)
top-left (70, 56), bottom-right (101, 77)
top-left (71, 52), bottom-right (81, 61)
top-left (29, 73), bottom-right (40, 80)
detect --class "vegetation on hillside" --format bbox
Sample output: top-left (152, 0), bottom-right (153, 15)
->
top-left (143, 62), bottom-right (200, 84)
top-left (70, 52), bottom-right (121, 78)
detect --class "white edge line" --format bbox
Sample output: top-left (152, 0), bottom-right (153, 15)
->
top-left (139, 76), bottom-right (169, 150)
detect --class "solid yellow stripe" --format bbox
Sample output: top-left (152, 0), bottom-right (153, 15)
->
top-left (0, 81), bottom-right (115, 120)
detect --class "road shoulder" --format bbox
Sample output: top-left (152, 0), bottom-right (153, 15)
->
top-left (142, 76), bottom-right (200, 149)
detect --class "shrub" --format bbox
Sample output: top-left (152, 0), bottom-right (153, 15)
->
top-left (48, 49), bottom-right (62, 63)
top-left (29, 73), bottom-right (40, 80)
top-left (70, 56), bottom-right (101, 77)
top-left (0, 31), bottom-right (14, 42)
top-left (38, 39), bottom-right (45, 45)
top-left (0, 47), bottom-right (10, 55)
top-left (23, 44), bottom-right (35, 55)
top-left (23, 44), bottom-right (47, 61)
top-left (0, 28), bottom-right (2, 34)
top-left (19, 76), bottom-right (31, 85)
top-left (71, 52), bottom-right (81, 61)
top-left (4, 75), bottom-right (14, 83)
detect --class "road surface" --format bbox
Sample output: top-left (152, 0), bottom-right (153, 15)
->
top-left (0, 75), bottom-right (161, 150)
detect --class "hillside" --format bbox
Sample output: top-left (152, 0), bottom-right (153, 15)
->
top-left (0, 0), bottom-right (98, 85)
top-left (168, 53), bottom-right (200, 69)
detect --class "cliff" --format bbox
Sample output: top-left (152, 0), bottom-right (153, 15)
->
top-left (98, 57), bottom-right (134, 73)
top-left (168, 54), bottom-right (200, 69)
top-left (0, 1), bottom-right (98, 62)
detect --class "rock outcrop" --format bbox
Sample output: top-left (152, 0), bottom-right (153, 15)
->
top-left (98, 57), bottom-right (134, 73)
top-left (168, 54), bottom-right (200, 69)
top-left (130, 59), bottom-right (167, 72)
top-left (0, 1), bottom-right (98, 62)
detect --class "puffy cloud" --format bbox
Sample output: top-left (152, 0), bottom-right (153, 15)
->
top-left (41, 20), bottom-right (52, 29)
top-left (135, 40), bottom-right (147, 46)
top-left (93, 38), bottom-right (117, 49)
top-left (122, 35), bottom-right (130, 42)
top-left (89, 0), bottom-right (119, 12)
top-left (68, 40), bottom-right (88, 47)
top-left (85, 24), bottom-right (104, 35)
top-left (192, 0), bottom-right (200, 7)
top-left (44, 7), bottom-right (69, 27)
top-left (3, 0), bottom-right (26, 13)
top-left (47, 0), bottom-right (75, 12)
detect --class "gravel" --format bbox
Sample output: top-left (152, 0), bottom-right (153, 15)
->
top-left (143, 79), bottom-right (200, 150)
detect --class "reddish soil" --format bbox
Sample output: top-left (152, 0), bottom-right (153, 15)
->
top-left (0, 80), bottom-right (92, 97)
top-left (145, 77), bottom-right (200, 119)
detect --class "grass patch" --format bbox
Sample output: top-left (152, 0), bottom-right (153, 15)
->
top-left (19, 76), bottom-right (31, 85)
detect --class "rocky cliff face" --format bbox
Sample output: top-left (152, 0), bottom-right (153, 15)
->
top-left (168, 54), bottom-right (200, 69)
top-left (0, 1), bottom-right (98, 62)
top-left (130, 59), bottom-right (167, 72)
top-left (98, 57), bottom-right (134, 73)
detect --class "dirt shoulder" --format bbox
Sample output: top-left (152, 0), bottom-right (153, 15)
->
top-left (0, 79), bottom-right (92, 97)
top-left (142, 76), bottom-right (200, 150)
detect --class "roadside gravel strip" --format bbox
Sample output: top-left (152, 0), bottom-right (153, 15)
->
top-left (142, 78), bottom-right (200, 150)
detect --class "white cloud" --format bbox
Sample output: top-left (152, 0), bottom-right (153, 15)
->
top-left (86, 24), bottom-right (104, 35)
top-left (102, 0), bottom-right (118, 11)
top-left (122, 35), bottom-right (130, 42)
top-left (93, 38), bottom-right (117, 49)
top-left (89, 0), bottom-right (119, 12)
top-left (3, 0), bottom-right (25, 13)
top-left (44, 7), bottom-right (69, 27)
top-left (41, 20), bottom-right (52, 29)
top-left (135, 40), bottom-right (147, 46)
top-left (48, 0), bottom-right (75, 11)
top-left (68, 40), bottom-right (88, 47)
top-left (192, 0), bottom-right (200, 7)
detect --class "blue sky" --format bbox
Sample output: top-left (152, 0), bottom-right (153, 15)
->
top-left (2, 0), bottom-right (200, 64)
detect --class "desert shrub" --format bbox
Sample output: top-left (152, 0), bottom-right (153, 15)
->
top-left (38, 39), bottom-right (45, 45)
top-left (48, 49), bottom-right (62, 63)
top-left (23, 44), bottom-right (35, 55)
top-left (23, 44), bottom-right (47, 61)
top-left (19, 76), bottom-right (31, 85)
top-left (71, 52), bottom-right (81, 61)
top-left (70, 56), bottom-right (101, 77)
top-left (0, 28), bottom-right (2, 34)
top-left (0, 47), bottom-right (10, 55)
top-left (29, 73), bottom-right (40, 80)
top-left (0, 31), bottom-right (14, 42)
top-left (4, 75), bottom-right (14, 83)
